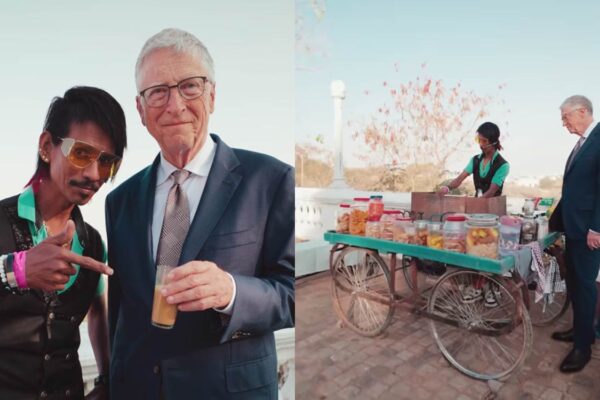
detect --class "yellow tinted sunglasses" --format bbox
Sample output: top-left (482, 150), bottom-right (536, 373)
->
top-left (59, 137), bottom-right (121, 180)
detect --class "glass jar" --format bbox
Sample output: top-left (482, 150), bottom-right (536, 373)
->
top-left (499, 215), bottom-right (521, 257)
top-left (365, 217), bottom-right (381, 238)
top-left (335, 203), bottom-right (351, 234)
top-left (349, 198), bottom-right (369, 236)
top-left (466, 214), bottom-right (499, 259)
top-left (536, 215), bottom-right (549, 240)
top-left (522, 199), bottom-right (535, 215)
top-left (443, 214), bottom-right (466, 253)
top-left (427, 222), bottom-right (444, 249)
top-left (520, 215), bottom-right (537, 244)
top-left (415, 220), bottom-right (429, 246)
top-left (393, 217), bottom-right (415, 243)
top-left (368, 195), bottom-right (384, 220)
top-left (380, 210), bottom-right (401, 241)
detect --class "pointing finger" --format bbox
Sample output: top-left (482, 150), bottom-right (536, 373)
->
top-left (62, 251), bottom-right (113, 275)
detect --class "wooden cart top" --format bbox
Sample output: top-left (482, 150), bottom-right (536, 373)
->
top-left (323, 231), bottom-right (560, 275)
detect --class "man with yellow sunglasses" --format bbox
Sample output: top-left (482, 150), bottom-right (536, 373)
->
top-left (0, 86), bottom-right (126, 399)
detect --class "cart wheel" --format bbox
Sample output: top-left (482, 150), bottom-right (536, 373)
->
top-left (401, 256), bottom-right (444, 295)
top-left (526, 282), bottom-right (570, 327)
top-left (330, 247), bottom-right (394, 337)
top-left (427, 270), bottom-right (532, 380)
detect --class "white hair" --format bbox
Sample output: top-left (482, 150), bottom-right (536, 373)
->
top-left (560, 95), bottom-right (593, 115)
top-left (135, 28), bottom-right (215, 91)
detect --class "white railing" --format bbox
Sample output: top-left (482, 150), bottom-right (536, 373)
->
top-left (295, 187), bottom-right (410, 276)
top-left (295, 187), bottom-right (411, 241)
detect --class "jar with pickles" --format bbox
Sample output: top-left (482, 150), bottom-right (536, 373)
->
top-left (380, 210), bottom-right (400, 241)
top-left (415, 220), bottom-right (429, 246)
top-left (349, 198), bottom-right (369, 235)
top-left (365, 217), bottom-right (381, 238)
top-left (368, 195), bottom-right (384, 220)
top-left (466, 214), bottom-right (499, 259)
top-left (393, 217), bottom-right (415, 243)
top-left (335, 203), bottom-right (351, 233)
top-left (427, 222), bottom-right (444, 249)
top-left (443, 214), bottom-right (466, 253)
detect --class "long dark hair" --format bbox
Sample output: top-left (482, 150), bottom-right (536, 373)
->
top-left (28, 86), bottom-right (127, 189)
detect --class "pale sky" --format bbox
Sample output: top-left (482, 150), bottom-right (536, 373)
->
top-left (0, 0), bottom-right (293, 239)
top-left (296, 0), bottom-right (600, 179)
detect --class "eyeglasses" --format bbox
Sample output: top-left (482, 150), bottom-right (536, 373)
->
top-left (58, 137), bottom-right (121, 181)
top-left (561, 108), bottom-right (583, 122)
top-left (139, 76), bottom-right (210, 108)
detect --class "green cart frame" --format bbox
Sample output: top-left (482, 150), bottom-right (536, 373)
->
top-left (324, 231), bottom-right (563, 380)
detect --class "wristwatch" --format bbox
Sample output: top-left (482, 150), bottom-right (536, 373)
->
top-left (94, 374), bottom-right (109, 387)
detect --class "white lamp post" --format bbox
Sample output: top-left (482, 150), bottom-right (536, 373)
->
top-left (330, 80), bottom-right (348, 188)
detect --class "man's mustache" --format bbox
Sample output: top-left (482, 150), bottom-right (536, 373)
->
top-left (69, 179), bottom-right (101, 192)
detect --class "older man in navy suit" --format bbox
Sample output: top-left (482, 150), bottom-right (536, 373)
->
top-left (550, 95), bottom-right (600, 373)
top-left (105, 28), bottom-right (294, 399)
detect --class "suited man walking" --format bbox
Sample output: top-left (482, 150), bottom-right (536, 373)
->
top-left (105, 28), bottom-right (294, 399)
top-left (550, 95), bottom-right (600, 373)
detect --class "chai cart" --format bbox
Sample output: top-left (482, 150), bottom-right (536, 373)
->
top-left (324, 231), bottom-right (562, 381)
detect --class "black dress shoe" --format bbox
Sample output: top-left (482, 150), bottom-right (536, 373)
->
top-left (560, 348), bottom-right (591, 373)
top-left (552, 328), bottom-right (574, 342)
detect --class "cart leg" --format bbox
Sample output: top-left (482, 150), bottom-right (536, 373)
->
top-left (390, 253), bottom-right (397, 296)
top-left (410, 258), bottom-right (419, 309)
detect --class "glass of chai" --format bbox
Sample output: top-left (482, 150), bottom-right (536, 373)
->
top-left (151, 265), bottom-right (178, 329)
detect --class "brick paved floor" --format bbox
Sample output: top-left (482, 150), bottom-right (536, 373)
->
top-left (296, 271), bottom-right (600, 400)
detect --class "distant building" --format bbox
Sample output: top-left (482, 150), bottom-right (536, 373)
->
top-left (507, 176), bottom-right (539, 187)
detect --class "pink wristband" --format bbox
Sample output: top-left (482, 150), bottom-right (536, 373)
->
top-left (13, 251), bottom-right (28, 289)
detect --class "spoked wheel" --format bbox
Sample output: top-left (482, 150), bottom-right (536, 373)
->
top-left (331, 247), bottom-right (394, 337)
top-left (402, 256), bottom-right (445, 295)
top-left (526, 281), bottom-right (570, 327)
top-left (427, 270), bottom-right (532, 380)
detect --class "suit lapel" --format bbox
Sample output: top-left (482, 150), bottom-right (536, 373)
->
top-left (136, 155), bottom-right (160, 272)
top-left (180, 135), bottom-right (242, 263)
top-left (566, 123), bottom-right (600, 175)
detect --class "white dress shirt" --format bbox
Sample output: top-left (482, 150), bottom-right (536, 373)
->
top-left (152, 136), bottom-right (236, 314)
top-left (581, 120), bottom-right (598, 143)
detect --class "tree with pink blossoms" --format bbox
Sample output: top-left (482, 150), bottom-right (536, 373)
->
top-left (351, 64), bottom-right (508, 192)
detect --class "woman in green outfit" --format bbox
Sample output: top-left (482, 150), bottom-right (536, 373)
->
top-left (438, 121), bottom-right (510, 198)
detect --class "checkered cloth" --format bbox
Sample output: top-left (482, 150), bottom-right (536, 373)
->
top-left (523, 241), bottom-right (565, 304)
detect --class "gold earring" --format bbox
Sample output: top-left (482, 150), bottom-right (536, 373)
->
top-left (39, 150), bottom-right (49, 163)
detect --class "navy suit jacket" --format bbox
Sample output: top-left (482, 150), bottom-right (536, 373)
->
top-left (105, 134), bottom-right (294, 399)
top-left (552, 123), bottom-right (600, 240)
